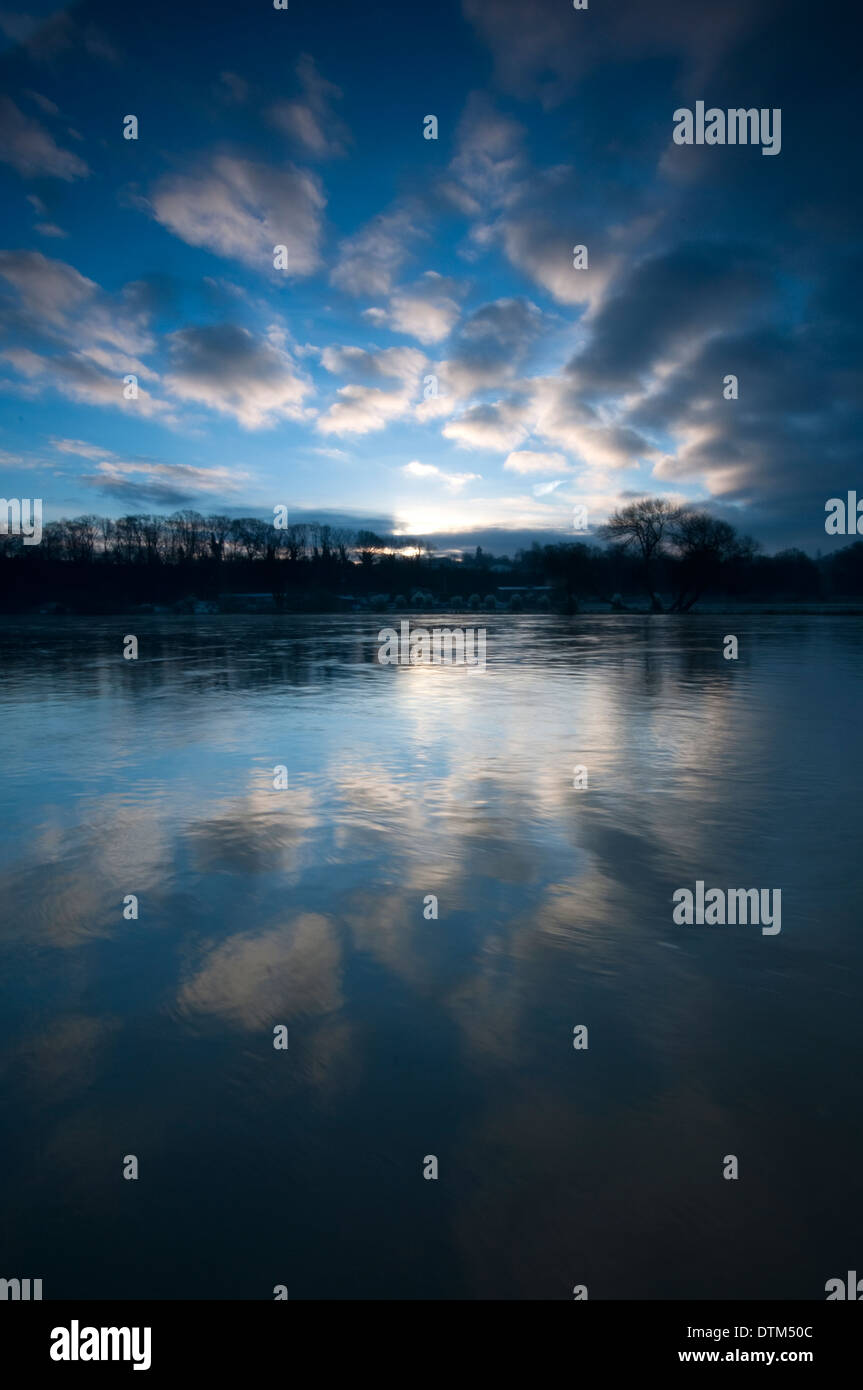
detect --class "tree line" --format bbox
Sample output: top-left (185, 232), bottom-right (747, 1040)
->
top-left (1, 499), bottom-right (861, 612)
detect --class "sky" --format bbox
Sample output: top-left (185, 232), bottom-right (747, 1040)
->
top-left (0, 0), bottom-right (859, 554)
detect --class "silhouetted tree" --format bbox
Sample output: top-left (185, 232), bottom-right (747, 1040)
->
top-left (669, 511), bottom-right (757, 612)
top-left (599, 498), bottom-right (681, 611)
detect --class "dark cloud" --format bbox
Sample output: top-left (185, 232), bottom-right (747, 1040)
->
top-left (0, 10), bottom-right (119, 65)
top-left (80, 476), bottom-right (198, 507)
top-left (568, 243), bottom-right (775, 394)
top-left (0, 96), bottom-right (88, 180)
top-left (165, 323), bottom-right (311, 429)
top-left (462, 0), bottom-right (775, 107)
top-left (445, 296), bottom-right (545, 393)
top-left (267, 53), bottom-right (350, 159)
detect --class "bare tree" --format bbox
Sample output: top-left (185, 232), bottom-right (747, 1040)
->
top-left (355, 530), bottom-right (385, 568)
top-left (229, 517), bottom-right (270, 562)
top-left (62, 515), bottom-right (100, 563)
top-left (178, 510), bottom-right (210, 562)
top-left (599, 497), bottom-right (682, 611)
top-left (669, 511), bottom-right (756, 612)
top-left (285, 523), bottom-right (308, 563)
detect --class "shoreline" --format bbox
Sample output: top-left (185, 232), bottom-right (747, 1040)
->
top-left (4, 601), bottom-right (863, 620)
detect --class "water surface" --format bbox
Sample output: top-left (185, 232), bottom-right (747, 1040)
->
top-left (1, 614), bottom-right (860, 1299)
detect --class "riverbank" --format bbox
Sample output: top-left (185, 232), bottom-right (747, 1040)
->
top-left (16, 596), bottom-right (863, 618)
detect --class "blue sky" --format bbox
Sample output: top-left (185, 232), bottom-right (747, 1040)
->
top-left (0, 0), bottom-right (859, 553)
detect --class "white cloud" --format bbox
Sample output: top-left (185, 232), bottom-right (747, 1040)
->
top-left (0, 251), bottom-right (178, 420)
top-left (330, 206), bottom-right (423, 296)
top-left (444, 93), bottom-right (526, 212)
top-left (415, 391), bottom-right (457, 422)
top-left (442, 398), bottom-right (530, 452)
top-left (91, 459), bottom-right (246, 491)
top-left (7, 351), bottom-right (174, 420)
top-left (316, 384), bottom-right (413, 437)
top-left (150, 155), bottom-right (325, 274)
top-left (383, 272), bottom-right (462, 344)
top-left (503, 449), bottom-right (570, 474)
top-left (0, 346), bottom-right (45, 377)
top-left (320, 343), bottom-right (427, 386)
top-left (50, 438), bottom-right (115, 460)
top-left (401, 460), bottom-right (480, 491)
top-left (316, 343), bottom-right (428, 435)
top-left (165, 323), bottom-right (312, 429)
top-left (528, 376), bottom-right (654, 467)
top-left (501, 207), bottom-right (609, 307)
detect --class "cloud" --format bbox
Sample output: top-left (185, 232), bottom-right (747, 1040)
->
top-left (0, 96), bottom-right (88, 180)
top-left (51, 438), bottom-right (250, 505)
top-left (637, 310), bottom-right (863, 522)
top-left (25, 90), bottom-right (59, 116)
top-left (218, 71), bottom-right (248, 104)
top-left (330, 206), bottom-right (423, 296)
top-left (0, 11), bottom-right (119, 64)
top-left (528, 377), bottom-right (654, 467)
top-left (503, 450), bottom-right (569, 475)
top-left (433, 369), bottom-right (654, 470)
top-left (442, 296), bottom-right (545, 394)
top-left (437, 90), bottom-right (658, 312)
top-left (566, 242), bottom-right (775, 393)
top-left (51, 438), bottom-right (114, 460)
top-left (81, 459), bottom-right (249, 508)
top-left (443, 93), bottom-right (526, 213)
top-left (320, 343), bottom-right (427, 386)
top-left (0, 250), bottom-right (99, 328)
top-left (462, 0), bottom-right (761, 107)
top-left (501, 202), bottom-right (608, 308)
top-left (178, 915), bottom-right (342, 1029)
top-left (316, 383), bottom-right (414, 437)
top-left (150, 156), bottom-right (325, 274)
top-left (0, 251), bottom-right (176, 418)
top-left (402, 461), bottom-right (480, 491)
top-left (384, 272), bottom-right (462, 344)
top-left (19, 354), bottom-right (173, 419)
top-left (443, 398), bottom-right (530, 452)
top-left (308, 445), bottom-right (348, 460)
top-left (0, 251), bottom-right (154, 358)
top-left (268, 54), bottom-right (350, 158)
top-left (316, 342), bottom-right (427, 435)
top-left (164, 323), bottom-right (312, 429)
top-left (441, 99), bottom-right (625, 309)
